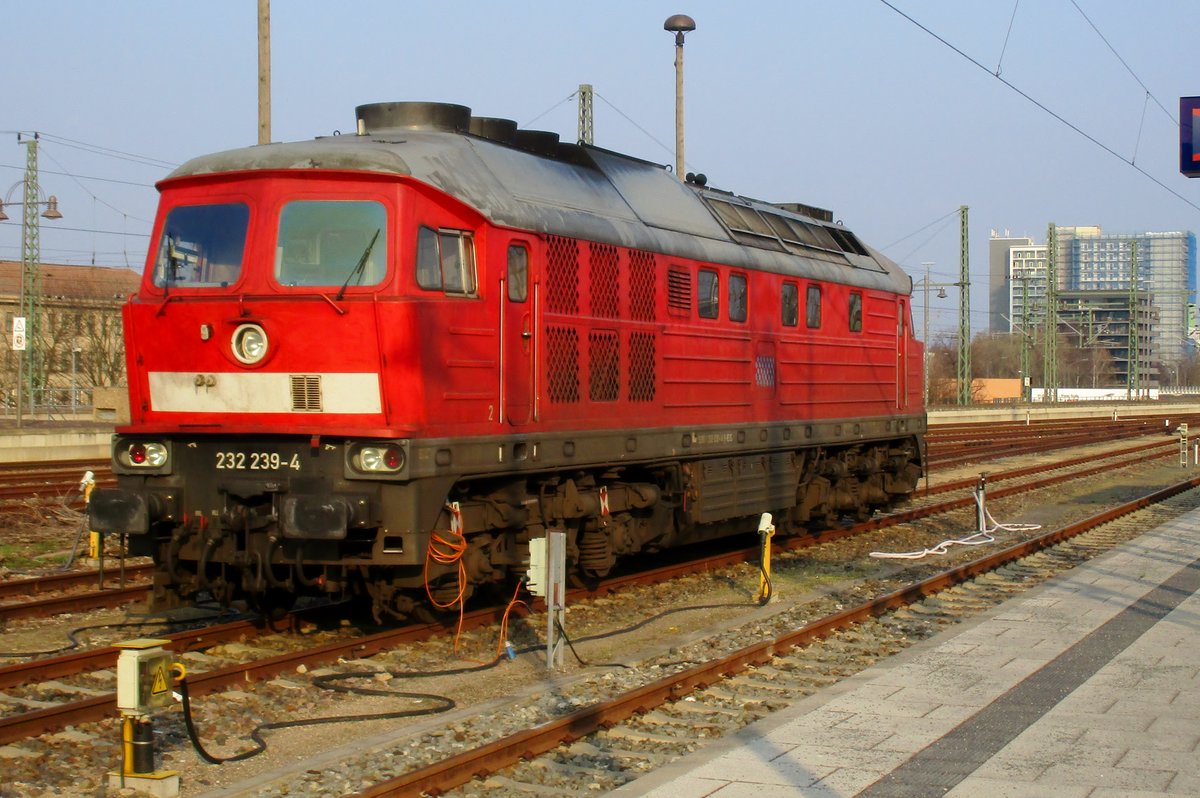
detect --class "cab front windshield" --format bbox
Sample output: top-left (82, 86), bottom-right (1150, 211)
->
top-left (275, 200), bottom-right (387, 288)
top-left (153, 203), bottom-right (250, 288)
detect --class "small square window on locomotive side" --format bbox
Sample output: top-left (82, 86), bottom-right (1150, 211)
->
top-left (507, 244), bottom-right (529, 302)
top-left (781, 282), bottom-right (799, 327)
top-left (729, 273), bottom-right (747, 322)
top-left (806, 284), bottom-right (822, 328)
top-left (849, 291), bottom-right (863, 332)
top-left (698, 269), bottom-right (719, 319)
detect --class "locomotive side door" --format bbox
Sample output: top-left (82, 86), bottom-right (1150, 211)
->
top-left (501, 242), bottom-right (534, 426)
top-left (896, 296), bottom-right (909, 409)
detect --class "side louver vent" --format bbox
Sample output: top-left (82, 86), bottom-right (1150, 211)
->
top-left (290, 375), bottom-right (323, 412)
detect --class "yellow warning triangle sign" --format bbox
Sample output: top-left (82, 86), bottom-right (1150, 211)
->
top-left (151, 665), bottom-right (169, 695)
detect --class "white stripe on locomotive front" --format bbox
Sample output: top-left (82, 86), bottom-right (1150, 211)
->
top-left (147, 372), bottom-right (382, 414)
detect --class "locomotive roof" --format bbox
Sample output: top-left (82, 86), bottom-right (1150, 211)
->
top-left (168, 111), bottom-right (911, 295)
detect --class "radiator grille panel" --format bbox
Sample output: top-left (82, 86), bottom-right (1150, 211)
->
top-left (290, 375), bottom-right (323, 412)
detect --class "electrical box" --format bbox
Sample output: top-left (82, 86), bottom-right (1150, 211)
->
top-left (526, 536), bottom-right (547, 597)
top-left (115, 639), bottom-right (174, 715)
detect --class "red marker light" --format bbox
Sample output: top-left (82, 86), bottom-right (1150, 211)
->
top-left (385, 447), bottom-right (402, 469)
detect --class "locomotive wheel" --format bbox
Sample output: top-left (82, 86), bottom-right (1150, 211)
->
top-left (571, 571), bottom-right (602, 591)
top-left (250, 588), bottom-right (295, 621)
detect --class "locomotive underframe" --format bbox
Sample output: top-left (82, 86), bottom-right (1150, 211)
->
top-left (94, 415), bottom-right (924, 619)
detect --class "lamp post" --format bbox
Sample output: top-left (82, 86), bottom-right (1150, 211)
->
top-left (70, 345), bottom-right (82, 417)
top-left (664, 14), bottom-right (696, 180)
top-left (0, 133), bottom-right (64, 428)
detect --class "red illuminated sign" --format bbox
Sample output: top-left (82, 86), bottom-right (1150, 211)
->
top-left (1181, 97), bottom-right (1200, 177)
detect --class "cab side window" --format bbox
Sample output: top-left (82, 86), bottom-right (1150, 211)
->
top-left (416, 226), bottom-right (477, 295)
top-left (849, 291), bottom-right (863, 332)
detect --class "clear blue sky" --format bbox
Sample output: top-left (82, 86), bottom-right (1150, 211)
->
top-left (2, 1), bottom-right (1196, 335)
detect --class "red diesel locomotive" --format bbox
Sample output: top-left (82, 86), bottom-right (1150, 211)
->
top-left (90, 102), bottom-right (926, 620)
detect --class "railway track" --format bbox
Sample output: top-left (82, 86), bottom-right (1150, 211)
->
top-left (925, 414), bottom-right (1195, 468)
top-left (0, 458), bottom-right (113, 506)
top-left (0, 562), bottom-right (153, 623)
top-left (0, 434), bottom-right (1184, 757)
top-left (345, 474), bottom-right (1200, 798)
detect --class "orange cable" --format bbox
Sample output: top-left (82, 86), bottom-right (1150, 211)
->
top-left (496, 579), bottom-right (529, 658)
top-left (423, 524), bottom-right (469, 651)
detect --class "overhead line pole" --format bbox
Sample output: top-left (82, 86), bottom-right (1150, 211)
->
top-left (577, 84), bottom-right (594, 145)
top-left (1043, 223), bottom-right (1058, 402)
top-left (957, 205), bottom-right (971, 405)
top-left (258, 0), bottom-right (271, 145)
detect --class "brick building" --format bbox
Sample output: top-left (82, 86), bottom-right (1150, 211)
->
top-left (0, 260), bottom-right (139, 412)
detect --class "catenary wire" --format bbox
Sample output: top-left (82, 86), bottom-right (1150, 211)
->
top-left (0, 220), bottom-right (150, 238)
top-left (38, 147), bottom-right (154, 225)
top-left (994, 0), bottom-right (1020, 76)
top-left (522, 91), bottom-right (578, 129)
top-left (0, 162), bottom-right (155, 188)
top-left (876, 0), bottom-right (1200, 215)
top-left (595, 91), bottom-right (680, 168)
top-left (879, 207), bottom-right (962, 253)
top-left (1067, 0), bottom-right (1176, 125)
top-left (32, 132), bottom-right (177, 170)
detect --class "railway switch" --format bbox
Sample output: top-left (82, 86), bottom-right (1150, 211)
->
top-left (109, 638), bottom-right (181, 797)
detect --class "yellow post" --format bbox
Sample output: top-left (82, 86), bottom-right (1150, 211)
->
top-left (81, 472), bottom-right (100, 561)
top-left (755, 513), bottom-right (775, 604)
top-left (121, 716), bottom-right (136, 776)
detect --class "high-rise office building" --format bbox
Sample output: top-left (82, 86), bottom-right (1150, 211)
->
top-left (988, 231), bottom-right (1035, 333)
top-left (1057, 227), bottom-right (1195, 378)
top-left (989, 227), bottom-right (1195, 384)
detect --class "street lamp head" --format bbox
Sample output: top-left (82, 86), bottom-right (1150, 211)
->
top-left (0, 200), bottom-right (7, 222)
top-left (664, 13), bottom-right (696, 44)
top-left (937, 287), bottom-right (948, 299)
top-left (664, 14), bottom-right (696, 32)
top-left (41, 195), bottom-right (62, 220)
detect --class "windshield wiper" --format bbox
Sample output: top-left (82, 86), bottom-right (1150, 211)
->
top-left (335, 228), bottom-right (381, 301)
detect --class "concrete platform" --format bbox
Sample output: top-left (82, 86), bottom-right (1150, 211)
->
top-left (612, 505), bottom-right (1200, 797)
top-left (928, 399), bottom-right (1200, 426)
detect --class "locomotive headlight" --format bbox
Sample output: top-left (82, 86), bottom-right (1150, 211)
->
top-left (354, 444), bottom-right (405, 474)
top-left (231, 323), bottom-right (268, 365)
top-left (118, 440), bottom-right (170, 470)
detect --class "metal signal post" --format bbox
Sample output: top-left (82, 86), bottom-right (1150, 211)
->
top-left (0, 133), bottom-right (63, 427)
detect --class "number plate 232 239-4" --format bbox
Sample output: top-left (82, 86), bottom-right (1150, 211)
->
top-left (215, 451), bottom-right (302, 471)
